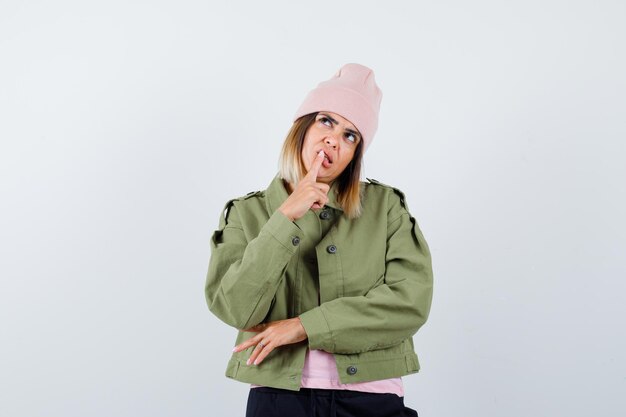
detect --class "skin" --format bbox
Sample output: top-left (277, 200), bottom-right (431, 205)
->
top-left (300, 111), bottom-right (361, 186)
top-left (279, 111), bottom-right (361, 219)
top-left (232, 111), bottom-right (362, 366)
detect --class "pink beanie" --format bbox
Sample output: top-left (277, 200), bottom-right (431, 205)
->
top-left (293, 63), bottom-right (383, 152)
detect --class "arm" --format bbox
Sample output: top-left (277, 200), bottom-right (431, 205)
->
top-left (207, 156), bottom-right (328, 332)
top-left (205, 200), bottom-right (302, 330)
top-left (298, 199), bottom-right (434, 354)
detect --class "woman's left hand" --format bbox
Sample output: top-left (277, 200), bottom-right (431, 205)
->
top-left (233, 318), bottom-right (308, 366)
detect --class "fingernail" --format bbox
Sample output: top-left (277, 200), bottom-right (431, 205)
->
top-left (253, 360), bottom-right (259, 365)
top-left (246, 359), bottom-right (251, 365)
top-left (232, 347), bottom-right (238, 352)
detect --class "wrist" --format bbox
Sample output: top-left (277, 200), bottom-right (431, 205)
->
top-left (278, 206), bottom-right (295, 222)
top-left (295, 317), bottom-right (308, 339)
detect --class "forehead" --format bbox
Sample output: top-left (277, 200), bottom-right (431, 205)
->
top-left (319, 111), bottom-right (357, 131)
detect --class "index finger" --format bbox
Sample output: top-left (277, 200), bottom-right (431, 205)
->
top-left (305, 150), bottom-right (325, 181)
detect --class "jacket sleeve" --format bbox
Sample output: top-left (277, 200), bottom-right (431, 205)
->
top-left (205, 200), bottom-right (302, 330)
top-left (298, 192), bottom-right (434, 354)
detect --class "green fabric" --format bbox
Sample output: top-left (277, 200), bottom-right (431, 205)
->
top-left (205, 173), bottom-right (434, 391)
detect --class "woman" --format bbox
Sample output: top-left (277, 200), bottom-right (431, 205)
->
top-left (205, 63), bottom-right (433, 417)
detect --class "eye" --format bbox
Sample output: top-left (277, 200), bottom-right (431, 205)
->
top-left (319, 116), bottom-right (332, 127)
top-left (345, 132), bottom-right (358, 144)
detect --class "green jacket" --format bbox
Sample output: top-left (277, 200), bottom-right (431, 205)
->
top-left (205, 174), bottom-right (433, 391)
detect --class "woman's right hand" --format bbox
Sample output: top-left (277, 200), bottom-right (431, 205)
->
top-left (278, 150), bottom-right (330, 221)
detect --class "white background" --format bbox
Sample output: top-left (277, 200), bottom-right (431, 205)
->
top-left (1, 1), bottom-right (625, 416)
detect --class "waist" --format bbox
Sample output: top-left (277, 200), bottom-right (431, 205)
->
top-left (251, 385), bottom-right (402, 398)
top-left (251, 348), bottom-right (404, 396)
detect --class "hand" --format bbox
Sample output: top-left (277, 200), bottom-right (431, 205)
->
top-left (278, 150), bottom-right (330, 221)
top-left (232, 318), bottom-right (308, 366)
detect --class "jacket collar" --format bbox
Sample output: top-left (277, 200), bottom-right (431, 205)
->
top-left (265, 173), bottom-right (343, 214)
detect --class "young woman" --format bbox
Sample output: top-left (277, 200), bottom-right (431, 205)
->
top-left (205, 63), bottom-right (433, 417)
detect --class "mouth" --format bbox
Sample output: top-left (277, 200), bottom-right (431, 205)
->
top-left (319, 150), bottom-right (333, 166)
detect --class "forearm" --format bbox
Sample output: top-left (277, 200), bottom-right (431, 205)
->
top-left (205, 209), bottom-right (302, 330)
top-left (299, 212), bottom-right (434, 354)
top-left (299, 274), bottom-right (433, 354)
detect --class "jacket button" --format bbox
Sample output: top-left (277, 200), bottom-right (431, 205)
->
top-left (320, 210), bottom-right (331, 220)
top-left (326, 245), bottom-right (337, 254)
top-left (347, 366), bottom-right (357, 375)
top-left (292, 236), bottom-right (300, 246)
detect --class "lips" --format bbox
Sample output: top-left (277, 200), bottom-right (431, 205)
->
top-left (319, 150), bottom-right (333, 164)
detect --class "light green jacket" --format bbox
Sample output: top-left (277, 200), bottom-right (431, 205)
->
top-left (205, 174), bottom-right (433, 391)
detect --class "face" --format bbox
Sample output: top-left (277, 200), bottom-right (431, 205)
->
top-left (301, 111), bottom-right (362, 184)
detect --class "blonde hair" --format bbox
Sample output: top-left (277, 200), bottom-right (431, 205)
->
top-left (278, 112), bottom-right (364, 219)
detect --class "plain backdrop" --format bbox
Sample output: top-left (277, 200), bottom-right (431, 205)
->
top-left (1, 1), bottom-right (625, 416)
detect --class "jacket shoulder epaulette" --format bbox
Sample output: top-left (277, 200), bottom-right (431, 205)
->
top-left (243, 190), bottom-right (263, 200)
top-left (219, 190), bottom-right (264, 228)
top-left (366, 177), bottom-right (410, 212)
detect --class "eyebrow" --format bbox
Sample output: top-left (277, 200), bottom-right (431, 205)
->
top-left (319, 113), bottom-right (362, 141)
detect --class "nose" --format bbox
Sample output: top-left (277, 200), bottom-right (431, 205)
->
top-left (324, 134), bottom-right (338, 148)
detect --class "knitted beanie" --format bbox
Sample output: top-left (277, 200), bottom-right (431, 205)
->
top-left (293, 63), bottom-right (382, 152)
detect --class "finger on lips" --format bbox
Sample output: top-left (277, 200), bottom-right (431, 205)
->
top-left (307, 150), bottom-right (324, 179)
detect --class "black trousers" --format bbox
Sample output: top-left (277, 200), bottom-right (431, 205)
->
top-left (246, 386), bottom-right (418, 417)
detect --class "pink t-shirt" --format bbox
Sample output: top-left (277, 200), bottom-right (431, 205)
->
top-left (251, 347), bottom-right (404, 397)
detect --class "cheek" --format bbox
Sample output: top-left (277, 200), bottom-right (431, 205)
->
top-left (301, 150), bottom-right (310, 171)
top-left (338, 152), bottom-right (355, 170)
top-left (302, 147), bottom-right (318, 171)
